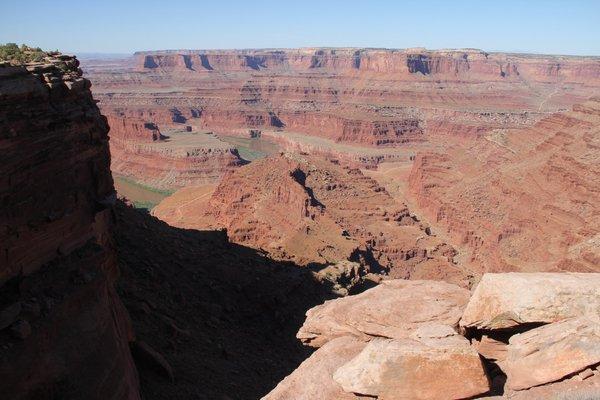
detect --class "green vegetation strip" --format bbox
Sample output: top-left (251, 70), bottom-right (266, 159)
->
top-left (113, 175), bottom-right (175, 211)
top-left (115, 175), bottom-right (174, 196)
top-left (0, 43), bottom-right (48, 64)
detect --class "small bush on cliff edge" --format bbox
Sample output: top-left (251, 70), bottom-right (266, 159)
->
top-left (0, 43), bottom-right (48, 64)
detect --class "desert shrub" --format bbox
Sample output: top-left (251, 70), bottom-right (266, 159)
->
top-left (0, 43), bottom-right (47, 64)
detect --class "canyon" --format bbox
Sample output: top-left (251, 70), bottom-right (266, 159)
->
top-left (81, 48), bottom-right (600, 277)
top-left (1, 45), bottom-right (599, 400)
top-left (153, 153), bottom-right (469, 287)
top-left (82, 48), bottom-right (600, 189)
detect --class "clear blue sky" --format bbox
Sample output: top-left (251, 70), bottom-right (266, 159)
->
top-left (1, 0), bottom-right (599, 56)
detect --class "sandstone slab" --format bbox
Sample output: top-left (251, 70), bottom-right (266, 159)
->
top-left (504, 315), bottom-right (600, 391)
top-left (262, 336), bottom-right (365, 400)
top-left (333, 333), bottom-right (489, 400)
top-left (460, 273), bottom-right (600, 330)
top-left (297, 279), bottom-right (470, 347)
top-left (472, 334), bottom-right (508, 362)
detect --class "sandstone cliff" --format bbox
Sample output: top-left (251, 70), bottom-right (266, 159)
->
top-left (106, 109), bottom-right (246, 190)
top-left (83, 47), bottom-right (600, 179)
top-left (134, 48), bottom-right (600, 83)
top-left (0, 55), bottom-right (140, 399)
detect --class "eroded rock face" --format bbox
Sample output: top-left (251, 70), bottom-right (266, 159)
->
top-left (460, 273), bottom-right (600, 330)
top-left (333, 335), bottom-right (489, 400)
top-left (83, 48), bottom-right (600, 175)
top-left (408, 100), bottom-right (600, 275)
top-left (262, 336), bottom-right (365, 400)
top-left (297, 279), bottom-right (470, 347)
top-left (130, 48), bottom-right (600, 84)
top-left (0, 55), bottom-right (139, 399)
top-left (105, 109), bottom-right (246, 190)
top-left (503, 315), bottom-right (600, 391)
top-left (154, 153), bottom-right (466, 282)
top-left (1, 56), bottom-right (114, 282)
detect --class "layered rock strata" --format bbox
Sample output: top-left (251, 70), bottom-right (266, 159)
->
top-left (82, 48), bottom-right (600, 175)
top-left (0, 55), bottom-right (140, 399)
top-left (408, 99), bottom-right (600, 274)
top-left (106, 110), bottom-right (246, 190)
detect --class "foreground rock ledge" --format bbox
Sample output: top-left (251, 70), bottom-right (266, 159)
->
top-left (262, 336), bottom-right (365, 400)
top-left (503, 315), bottom-right (600, 391)
top-left (333, 335), bottom-right (489, 400)
top-left (297, 280), bottom-right (470, 347)
top-left (460, 273), bottom-right (600, 330)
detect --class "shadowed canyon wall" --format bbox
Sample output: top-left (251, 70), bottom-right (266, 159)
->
top-left (0, 56), bottom-right (140, 400)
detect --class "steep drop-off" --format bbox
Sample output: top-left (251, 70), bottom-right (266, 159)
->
top-left (0, 52), bottom-right (337, 400)
top-left (0, 55), bottom-right (140, 399)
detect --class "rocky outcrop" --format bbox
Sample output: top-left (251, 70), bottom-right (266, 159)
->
top-left (333, 335), bottom-right (489, 400)
top-left (297, 280), bottom-right (470, 347)
top-left (503, 315), bottom-right (600, 390)
top-left (0, 55), bottom-right (140, 399)
top-left (153, 153), bottom-right (468, 283)
top-left (267, 279), bottom-right (490, 399)
top-left (461, 273), bottom-right (600, 395)
top-left (266, 273), bottom-right (600, 399)
top-left (460, 273), bottom-right (600, 330)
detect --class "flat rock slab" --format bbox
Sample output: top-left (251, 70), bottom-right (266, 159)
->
top-left (262, 336), bottom-right (365, 400)
top-left (484, 373), bottom-right (600, 399)
top-left (297, 280), bottom-right (470, 347)
top-left (333, 333), bottom-right (490, 400)
top-left (460, 273), bottom-right (600, 330)
top-left (504, 315), bottom-right (600, 391)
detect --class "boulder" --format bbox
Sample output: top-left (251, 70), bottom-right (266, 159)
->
top-left (297, 280), bottom-right (470, 347)
top-left (485, 374), bottom-right (600, 400)
top-left (262, 336), bottom-right (365, 400)
top-left (460, 273), bottom-right (600, 330)
top-left (503, 315), bottom-right (600, 391)
top-left (472, 335), bottom-right (508, 362)
top-left (333, 330), bottom-right (490, 400)
top-left (313, 260), bottom-right (365, 296)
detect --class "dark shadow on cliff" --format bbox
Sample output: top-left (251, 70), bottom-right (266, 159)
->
top-left (113, 202), bottom-right (337, 400)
